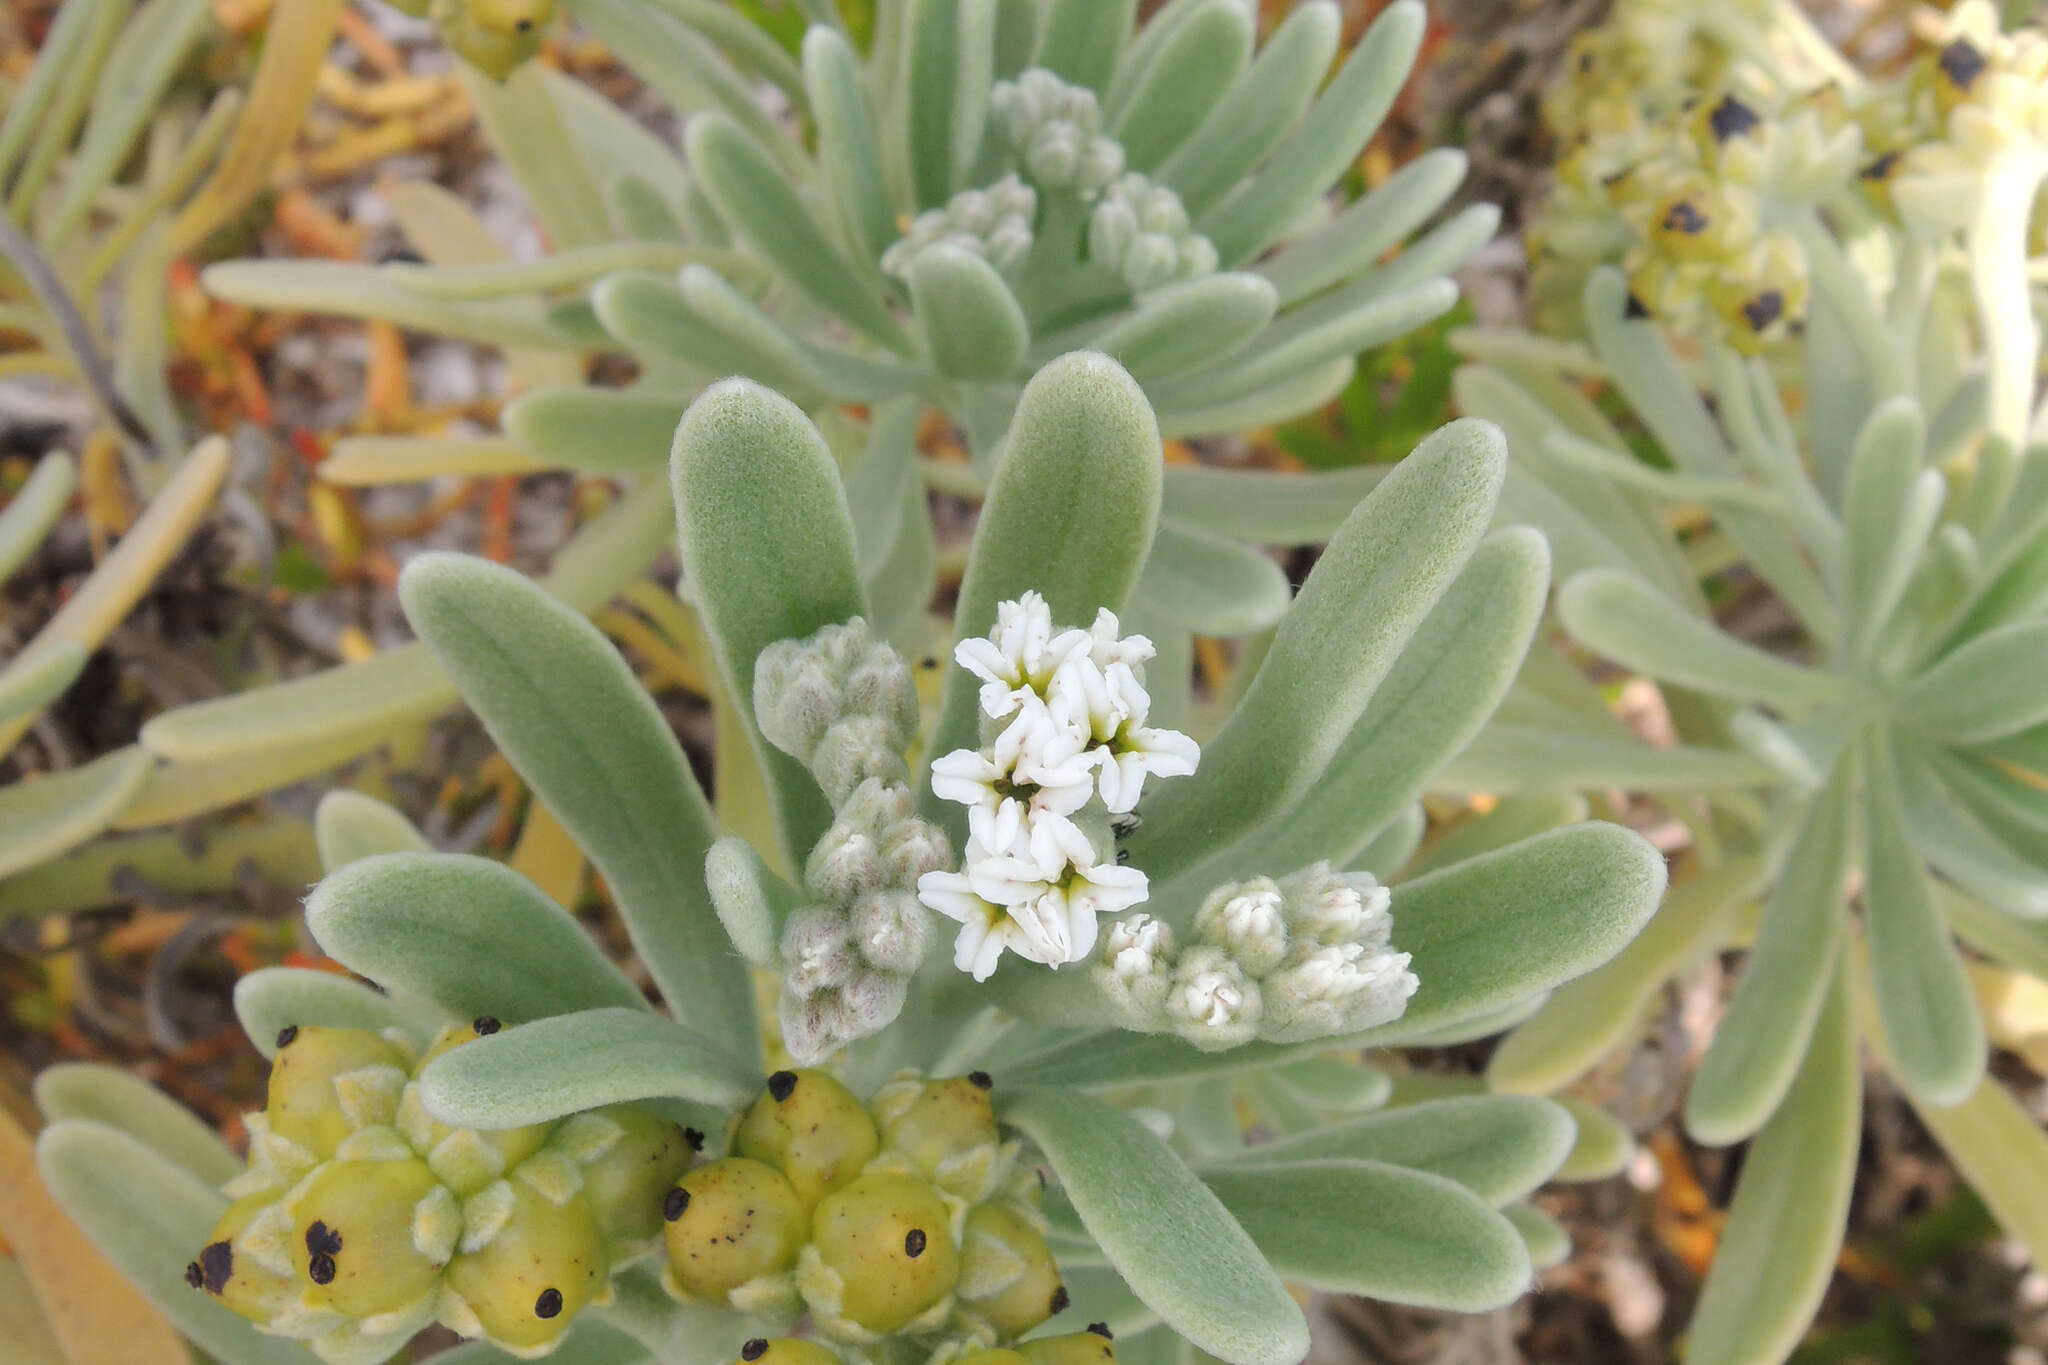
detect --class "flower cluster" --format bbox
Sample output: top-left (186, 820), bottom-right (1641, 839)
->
top-left (988, 70), bottom-right (1127, 195)
top-left (754, 619), bottom-right (948, 1062)
top-left (880, 175), bottom-right (1040, 282)
top-left (1891, 1), bottom-right (2048, 224)
top-left (1096, 863), bottom-right (1419, 1051)
top-left (917, 594), bottom-right (1198, 982)
top-left (1087, 174), bottom-right (1219, 294)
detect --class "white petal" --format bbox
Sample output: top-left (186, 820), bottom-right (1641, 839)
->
top-left (916, 870), bottom-right (985, 925)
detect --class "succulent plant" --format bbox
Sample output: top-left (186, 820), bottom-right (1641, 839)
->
top-left (35, 353), bottom-right (1670, 1364)
top-left (1447, 6), bottom-right (2048, 1358)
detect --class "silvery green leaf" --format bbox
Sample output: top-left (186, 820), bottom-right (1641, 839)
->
top-left (610, 172), bottom-right (685, 240)
top-left (1552, 1097), bottom-right (1632, 1181)
top-left (1208, 1094), bottom-right (1573, 1205)
top-left (1126, 419), bottom-right (1503, 877)
top-left (1687, 766), bottom-right (1854, 1146)
top-left (865, 452), bottom-right (941, 650)
top-left (0, 748), bottom-right (152, 882)
top-left (595, 271), bottom-right (819, 400)
top-left (1504, 1204), bottom-right (1570, 1271)
top-left (418, 1008), bottom-right (755, 1128)
top-left (1436, 723), bottom-right (1776, 794)
top-left (904, 0), bottom-right (969, 207)
top-left (1558, 569), bottom-right (1840, 707)
top-left (400, 554), bottom-right (757, 1055)
top-left (0, 640), bottom-right (85, 725)
top-left (1402, 791), bottom-right (1588, 882)
top-left (671, 379), bottom-right (869, 867)
top-left (1132, 519), bottom-right (1292, 636)
top-left (1259, 148), bottom-right (1467, 307)
top-left (233, 967), bottom-right (442, 1059)
top-left (463, 63), bottom-right (611, 250)
top-left (682, 266), bottom-right (922, 403)
top-left (1336, 203), bottom-right (1500, 306)
top-left (999, 1087), bottom-right (1308, 1365)
top-left (306, 852), bottom-right (650, 1023)
top-left (1155, 356), bottom-right (1355, 440)
top-left (548, 72), bottom-right (695, 210)
top-left (909, 244), bottom-right (1029, 379)
top-left (1108, 0), bottom-right (1252, 172)
top-left (0, 452), bottom-right (75, 587)
top-left (1899, 1054), bottom-right (2048, 1271)
top-left (1930, 748), bottom-right (2048, 856)
top-left (1267, 1057), bottom-right (1393, 1115)
top-left (1895, 739), bottom-right (2048, 916)
top-left (1862, 735), bottom-right (1984, 1106)
top-left (1842, 398), bottom-right (1936, 655)
top-left (33, 1063), bottom-right (240, 1186)
top-left (1487, 857), bottom-right (1763, 1096)
top-left (1034, 0), bottom-right (1136, 90)
top-left (804, 26), bottom-right (899, 263)
top-left (1156, 1), bottom-right (1338, 215)
top-left (949, 0), bottom-right (998, 189)
top-left (1901, 620), bottom-right (2048, 743)
top-left (655, 0), bottom-right (808, 109)
top-left (200, 261), bottom-right (572, 349)
top-left (705, 835), bottom-right (796, 968)
top-left (1202, 1159), bottom-right (1529, 1311)
top-left (925, 353), bottom-right (1162, 806)
top-left (35, 1121), bottom-right (312, 1365)
top-left (687, 113), bottom-right (912, 351)
top-left (1079, 273), bottom-right (1277, 382)
top-left (1941, 524), bottom-right (2048, 646)
top-left (0, 0), bottom-right (102, 178)
top-left (1687, 964), bottom-right (1858, 1365)
top-left (1158, 463), bottom-right (1384, 542)
top-left (313, 790), bottom-right (428, 872)
top-left (503, 388), bottom-right (689, 474)
top-left (1353, 802), bottom-right (1425, 879)
top-left (1197, 0), bottom-right (1424, 266)
top-left (1055, 1264), bottom-right (1161, 1340)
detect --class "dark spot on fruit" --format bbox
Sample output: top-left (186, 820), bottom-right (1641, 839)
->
top-left (969, 1070), bottom-right (993, 1090)
top-left (275, 1025), bottom-right (299, 1049)
top-left (664, 1188), bottom-right (691, 1221)
top-left (535, 1287), bottom-right (563, 1319)
top-left (1578, 52), bottom-right (1592, 72)
top-left (473, 1016), bottom-right (502, 1036)
top-left (308, 1252), bottom-right (337, 1285)
top-left (1862, 150), bottom-right (1901, 180)
top-left (1088, 1322), bottom-right (1114, 1339)
top-left (684, 1127), bottom-right (705, 1151)
top-left (306, 1221), bottom-right (342, 1257)
top-left (904, 1228), bottom-right (927, 1258)
top-left (1940, 39), bottom-right (1987, 91)
top-left (1661, 200), bottom-right (1708, 234)
top-left (1624, 293), bottom-right (1649, 319)
top-left (1742, 289), bottom-right (1785, 331)
top-left (514, 17), bottom-right (533, 31)
top-left (199, 1240), bottom-right (235, 1294)
top-left (1708, 95), bottom-right (1760, 142)
top-left (1051, 1283), bottom-right (1071, 1314)
top-left (742, 1340), bottom-right (770, 1362)
top-left (767, 1070), bottom-right (798, 1101)
top-left (184, 1261), bottom-right (205, 1290)
top-left (919, 656), bottom-right (939, 670)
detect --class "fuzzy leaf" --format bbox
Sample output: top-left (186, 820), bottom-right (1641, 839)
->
top-left (999, 1087), bottom-right (1307, 1365)
top-left (1158, 464), bottom-right (1384, 543)
top-left (909, 245), bottom-right (1029, 379)
top-left (0, 453), bottom-right (76, 587)
top-left (0, 749), bottom-right (153, 882)
top-left (1033, 0), bottom-right (1135, 90)
top-left (1902, 620), bottom-right (2048, 744)
top-left (200, 261), bottom-right (571, 348)
top-left (1154, 356), bottom-right (1355, 440)
top-left (1084, 273), bottom-right (1278, 381)
top-left (1132, 519), bottom-right (1293, 636)
top-left (1258, 149), bottom-right (1467, 306)
top-left (306, 852), bottom-right (650, 1024)
top-left (1895, 740), bottom-right (2048, 916)
top-left (0, 639), bottom-right (81, 727)
top-left (1202, 1159), bottom-right (1529, 1311)
top-left (1436, 723), bottom-right (1776, 794)
top-left (1898, 1058), bottom-right (2048, 1271)
top-left (1108, 0), bottom-right (1250, 172)
top-left (1553, 1097), bottom-right (1633, 1181)
top-left (32, 1064), bottom-right (239, 1187)
top-left (671, 379), bottom-right (870, 868)
top-left (1841, 398), bottom-right (1938, 656)
top-left (313, 790), bottom-right (429, 872)
top-left (1402, 792), bottom-right (1589, 882)
top-left (1504, 1203), bottom-right (1570, 1270)
top-left (803, 26), bottom-right (897, 263)
top-left (232, 967), bottom-right (444, 1058)
top-left (400, 553), bottom-right (756, 1056)
top-left (418, 1008), bottom-right (755, 1129)
top-left (1266, 1057), bottom-right (1393, 1115)
top-left (504, 388), bottom-right (688, 473)
top-left (704, 835), bottom-right (797, 968)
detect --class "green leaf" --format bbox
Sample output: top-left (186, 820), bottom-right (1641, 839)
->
top-left (0, 453), bottom-right (76, 587)
top-left (1131, 518), bottom-right (1292, 636)
top-left (400, 552), bottom-right (756, 1054)
top-left (504, 388), bottom-right (688, 474)
top-left (704, 834), bottom-right (797, 968)
top-left (1259, 149), bottom-right (1467, 307)
top-left (1558, 569), bottom-right (1840, 707)
top-left (1354, 802), bottom-right (1425, 879)
top-left (594, 271), bottom-right (816, 399)
top-left (1552, 1097), bottom-right (1632, 1181)
top-left (1860, 735), bottom-right (1985, 1105)
top-left (1157, 463), bottom-right (1384, 543)
top-left (305, 852), bottom-right (650, 1024)
top-left (0, 749), bottom-right (153, 882)
top-left (903, 0), bottom-right (963, 207)
top-left (1687, 765), bottom-right (1854, 1146)
top-left (0, 819), bottom-right (317, 924)
top-left (417, 1008), bottom-right (755, 1129)
top-left (1897, 1055), bottom-right (2048, 1271)
top-left (1154, 356), bottom-right (1356, 440)
top-left (671, 379), bottom-right (869, 867)
top-left (1403, 792), bottom-right (1588, 882)
top-left (1208, 1094), bottom-right (1574, 1205)
top-left (686, 113), bottom-right (910, 350)
top-left (200, 260), bottom-right (572, 349)
top-left (1504, 1203), bottom-right (1569, 1270)
top-left (1895, 739), bottom-right (2048, 917)
top-left (1902, 620), bottom-right (2048, 744)
top-left (803, 25), bottom-right (898, 263)
top-left (1436, 723), bottom-right (1775, 794)
top-left (1033, 0), bottom-right (1135, 91)
top-left (1687, 963), bottom-right (1858, 1365)
top-left (463, 62), bottom-right (610, 248)
top-left (925, 353), bottom-right (1162, 817)
top-left (0, 640), bottom-right (86, 725)
top-left (32, 1064), bottom-right (239, 1186)
top-left (1197, 0), bottom-right (1423, 266)
top-left (313, 790), bottom-right (429, 872)
top-left (998, 1087), bottom-right (1307, 1365)
top-left (1079, 273), bottom-right (1278, 382)
top-left (1265, 1057), bottom-right (1393, 1115)
top-left (1124, 418), bottom-right (1503, 878)
top-left (1201, 1159), bottom-right (1530, 1310)
top-left (232, 966), bottom-right (444, 1058)
top-left (1107, 0), bottom-right (1250, 173)
top-left (1841, 398), bottom-right (1939, 658)
top-left (908, 244), bottom-right (1029, 379)
top-left (35, 1121), bottom-right (313, 1365)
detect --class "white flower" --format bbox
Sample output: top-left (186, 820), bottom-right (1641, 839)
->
top-left (1166, 947), bottom-right (1262, 1049)
top-left (916, 864), bottom-right (1023, 982)
top-left (955, 591), bottom-right (1090, 719)
top-left (1086, 609), bottom-right (1154, 669)
top-left (1192, 879), bottom-right (1289, 976)
top-left (1094, 723), bottom-right (1201, 814)
top-left (1102, 913), bottom-right (1175, 980)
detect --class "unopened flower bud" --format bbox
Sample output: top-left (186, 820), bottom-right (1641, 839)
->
top-left (812, 715), bottom-right (909, 806)
top-left (843, 651), bottom-right (919, 750)
top-left (1261, 940), bottom-right (1418, 1044)
top-left (839, 969), bottom-right (910, 1034)
top-left (661, 1158), bottom-right (808, 1301)
top-left (1192, 880), bottom-right (1289, 976)
top-left (756, 650), bottom-right (845, 765)
top-left (849, 889), bottom-right (932, 973)
top-left (806, 1172), bottom-right (960, 1334)
top-left (1121, 234), bottom-right (1179, 292)
top-left (1088, 200), bottom-right (1137, 267)
top-left (806, 824), bottom-right (889, 904)
top-left (1166, 947), bottom-right (1262, 1050)
top-left (1095, 914), bottom-right (1175, 1024)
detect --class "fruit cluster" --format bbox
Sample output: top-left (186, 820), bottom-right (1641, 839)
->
top-left (663, 1069), bottom-right (1069, 1350)
top-left (188, 1023), bottom-right (693, 1363)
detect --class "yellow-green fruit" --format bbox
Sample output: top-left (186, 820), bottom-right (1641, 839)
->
top-left (734, 1070), bottom-right (879, 1209)
top-left (266, 1026), bottom-right (410, 1157)
top-left (954, 1352), bottom-right (1032, 1365)
top-left (957, 1203), bottom-right (1064, 1337)
top-left (662, 1158), bottom-right (808, 1300)
top-left (468, 0), bottom-right (553, 35)
top-left (735, 1339), bottom-right (842, 1365)
top-left (879, 1073), bottom-right (998, 1179)
top-left (408, 1022), bottom-right (554, 1189)
top-left (444, 1176), bottom-right (607, 1352)
top-left (808, 1171), bottom-right (958, 1333)
top-left (187, 1192), bottom-right (298, 1321)
top-left (577, 1107), bottom-right (695, 1252)
top-left (1020, 1327), bottom-right (1117, 1365)
top-left (289, 1157), bottom-right (445, 1317)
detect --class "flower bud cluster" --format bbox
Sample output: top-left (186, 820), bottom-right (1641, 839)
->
top-left (918, 594), bottom-right (1198, 982)
top-left (988, 70), bottom-right (1127, 195)
top-left (1086, 174), bottom-right (1219, 294)
top-left (187, 1022), bottom-right (695, 1363)
top-left (880, 176), bottom-right (1040, 282)
top-left (1890, 3), bottom-right (2048, 228)
top-left (662, 1070), bottom-right (1069, 1351)
top-left (1095, 862), bottom-right (1418, 1052)
top-left (756, 619), bottom-right (949, 1064)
